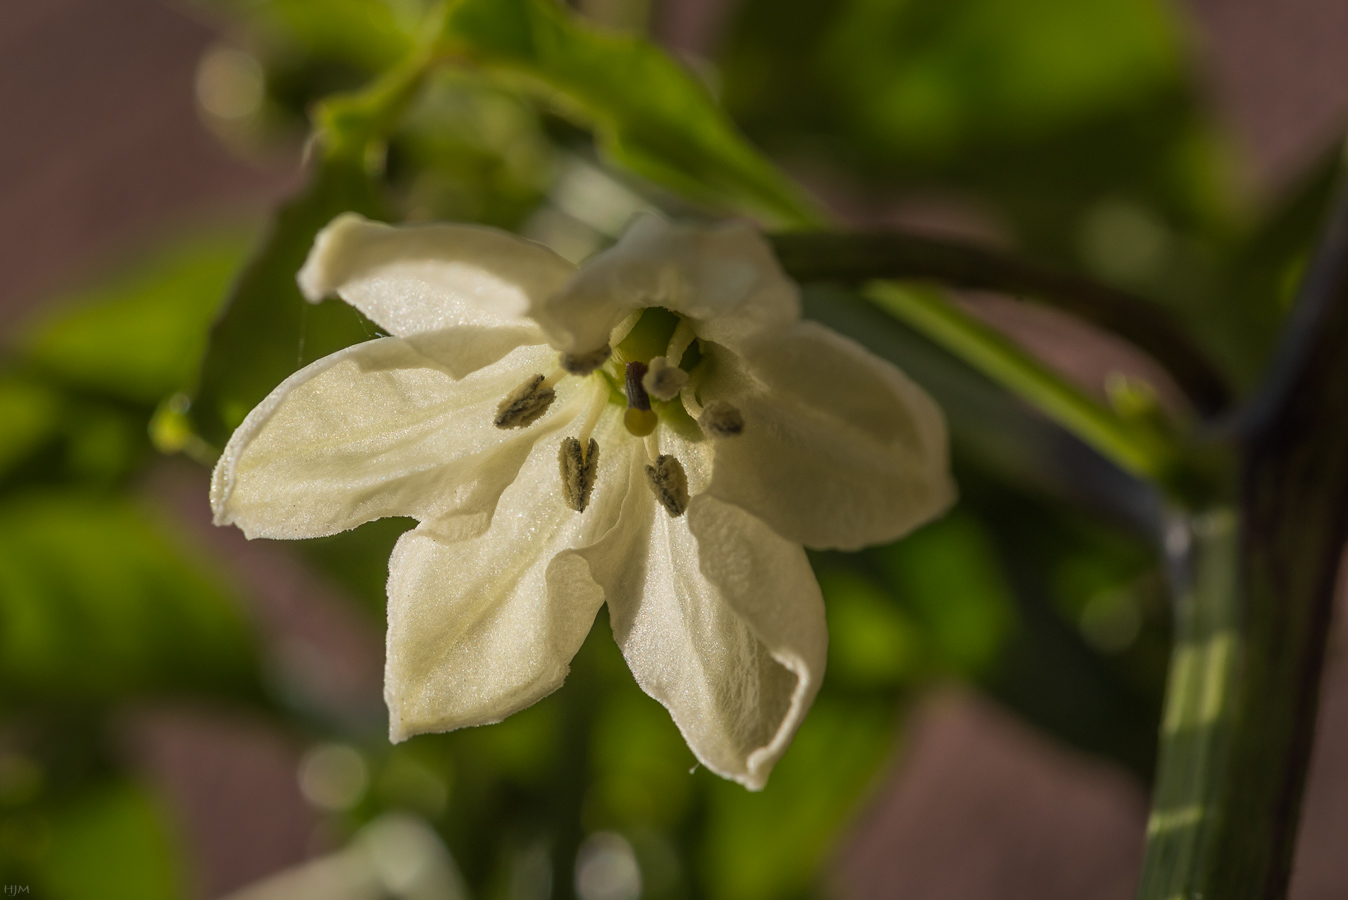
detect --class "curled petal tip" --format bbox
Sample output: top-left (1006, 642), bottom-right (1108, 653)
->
top-left (296, 211), bottom-right (378, 302)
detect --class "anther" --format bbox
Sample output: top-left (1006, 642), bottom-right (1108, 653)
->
top-left (624, 361), bottom-right (658, 436)
top-left (561, 344), bottom-right (611, 376)
top-left (494, 374), bottom-right (555, 428)
top-left (558, 437), bottom-right (599, 512)
top-left (645, 454), bottom-right (689, 517)
top-left (699, 400), bottom-right (744, 438)
top-left (642, 356), bottom-right (688, 402)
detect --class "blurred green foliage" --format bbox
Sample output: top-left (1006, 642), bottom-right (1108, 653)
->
top-left (0, 494), bottom-right (258, 707)
top-left (190, 155), bottom-right (385, 447)
top-left (443, 0), bottom-right (822, 226)
top-left (18, 232), bottom-right (253, 407)
top-left (2, 0), bottom-right (1336, 896)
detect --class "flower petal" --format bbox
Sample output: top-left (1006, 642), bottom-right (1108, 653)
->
top-left (531, 214), bottom-right (800, 354)
top-left (702, 320), bottom-right (955, 551)
top-left (298, 213), bottom-right (576, 377)
top-left (384, 411), bottom-right (633, 739)
top-left (211, 339), bottom-right (587, 542)
top-left (560, 433), bottom-right (824, 789)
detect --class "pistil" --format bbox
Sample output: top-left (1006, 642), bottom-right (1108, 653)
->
top-left (623, 361), bottom-right (658, 436)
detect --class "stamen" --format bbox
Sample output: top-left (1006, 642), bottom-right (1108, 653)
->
top-left (641, 356), bottom-right (688, 402)
top-left (624, 361), bottom-right (658, 436)
top-left (494, 374), bottom-right (555, 428)
top-left (665, 319), bottom-right (696, 367)
top-left (539, 366), bottom-right (567, 390)
top-left (645, 454), bottom-right (689, 517)
top-left (609, 310), bottom-right (643, 347)
top-left (558, 437), bottom-right (599, 512)
top-left (576, 382), bottom-right (609, 447)
top-left (699, 400), bottom-right (744, 439)
top-left (561, 344), bottom-right (611, 376)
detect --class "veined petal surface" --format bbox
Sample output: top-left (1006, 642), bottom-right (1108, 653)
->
top-left (532, 215), bottom-right (800, 355)
top-left (212, 340), bottom-right (586, 542)
top-left (560, 431), bottom-right (824, 789)
top-left (384, 409), bottom-right (633, 739)
top-left (298, 213), bottom-right (575, 377)
top-left (702, 321), bottom-right (955, 551)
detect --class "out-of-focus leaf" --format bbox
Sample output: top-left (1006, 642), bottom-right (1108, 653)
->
top-left (820, 0), bottom-right (1181, 158)
top-left (37, 781), bottom-right (185, 900)
top-left (0, 379), bottom-right (62, 479)
top-left (388, 70), bottom-right (555, 228)
top-left (1202, 150), bottom-right (1341, 388)
top-left (872, 511), bottom-right (1016, 674)
top-left (0, 494), bottom-right (259, 706)
top-left (445, 0), bottom-right (821, 227)
top-left (699, 698), bottom-right (893, 900)
top-left (720, 0), bottom-right (1220, 242)
top-left (817, 566), bottom-right (922, 688)
top-left (587, 690), bottom-right (695, 831)
top-left (17, 232), bottom-right (253, 406)
top-left (299, 517), bottom-right (415, 618)
top-left (969, 476), bottom-right (1167, 777)
top-left (191, 155), bottom-right (384, 448)
top-left (188, 0), bottom-right (418, 75)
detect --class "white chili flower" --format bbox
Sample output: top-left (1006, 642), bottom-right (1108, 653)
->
top-left (210, 213), bottom-right (953, 790)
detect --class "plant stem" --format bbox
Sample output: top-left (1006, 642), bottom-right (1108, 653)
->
top-left (770, 231), bottom-right (1230, 416)
top-left (1137, 177), bottom-right (1348, 899)
top-left (861, 281), bottom-right (1202, 504)
top-left (1138, 507), bottom-right (1241, 898)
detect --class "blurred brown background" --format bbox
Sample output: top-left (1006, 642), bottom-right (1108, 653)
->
top-left (3, 0), bottom-right (1347, 896)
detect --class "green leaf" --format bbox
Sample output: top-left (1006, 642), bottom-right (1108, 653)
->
top-left (816, 565), bottom-right (923, 688)
top-left (699, 698), bottom-right (894, 900)
top-left (190, 154), bottom-right (384, 448)
top-left (17, 231), bottom-right (253, 406)
top-left (0, 493), bottom-right (260, 706)
top-left (186, 0), bottom-right (418, 74)
top-left (873, 510), bottom-right (1017, 674)
top-left (719, 0), bottom-right (1233, 268)
top-left (37, 781), bottom-right (185, 900)
top-left (0, 379), bottom-right (63, 480)
top-left (445, 0), bottom-right (822, 227)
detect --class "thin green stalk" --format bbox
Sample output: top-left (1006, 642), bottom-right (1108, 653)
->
top-left (771, 231), bottom-right (1230, 416)
top-left (316, 37), bottom-right (442, 162)
top-left (1138, 508), bottom-right (1241, 898)
top-left (862, 281), bottom-right (1199, 502)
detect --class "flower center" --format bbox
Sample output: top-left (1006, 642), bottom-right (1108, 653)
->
top-left (489, 307), bottom-right (743, 515)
